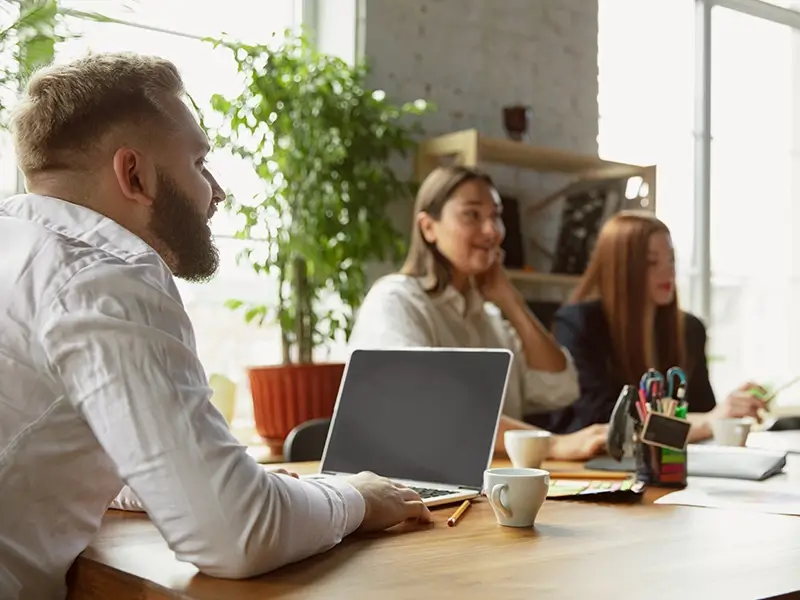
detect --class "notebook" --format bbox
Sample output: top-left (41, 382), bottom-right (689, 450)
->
top-left (585, 444), bottom-right (787, 481)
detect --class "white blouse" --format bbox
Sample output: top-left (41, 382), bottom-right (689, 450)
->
top-left (348, 274), bottom-right (580, 421)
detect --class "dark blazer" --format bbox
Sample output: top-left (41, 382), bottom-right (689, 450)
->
top-left (527, 299), bottom-right (716, 434)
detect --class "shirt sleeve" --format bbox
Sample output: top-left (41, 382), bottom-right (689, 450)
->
top-left (349, 280), bottom-right (434, 348)
top-left (498, 314), bottom-right (580, 413)
top-left (39, 259), bottom-right (365, 579)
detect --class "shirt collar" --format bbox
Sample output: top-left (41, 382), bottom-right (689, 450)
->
top-left (432, 282), bottom-right (485, 318)
top-left (0, 193), bottom-right (153, 260)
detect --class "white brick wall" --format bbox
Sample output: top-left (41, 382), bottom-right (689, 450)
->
top-left (362, 0), bottom-right (599, 295)
top-left (363, 0), bottom-right (598, 153)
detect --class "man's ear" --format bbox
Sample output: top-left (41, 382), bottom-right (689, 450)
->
top-left (112, 147), bottom-right (157, 207)
top-left (417, 212), bottom-right (437, 244)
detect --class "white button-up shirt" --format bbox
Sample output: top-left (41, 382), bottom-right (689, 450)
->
top-left (0, 194), bottom-right (365, 600)
top-left (349, 274), bottom-right (580, 420)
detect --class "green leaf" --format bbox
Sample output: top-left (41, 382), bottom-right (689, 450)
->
top-left (0, 1), bottom-right (121, 128)
top-left (224, 299), bottom-right (245, 310)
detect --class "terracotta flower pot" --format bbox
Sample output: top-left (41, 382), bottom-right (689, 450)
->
top-left (248, 362), bottom-right (345, 454)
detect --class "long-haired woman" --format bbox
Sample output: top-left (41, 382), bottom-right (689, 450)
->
top-left (348, 165), bottom-right (608, 460)
top-left (545, 210), bottom-right (765, 440)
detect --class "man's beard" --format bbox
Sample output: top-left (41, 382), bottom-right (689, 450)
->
top-left (148, 170), bottom-right (219, 282)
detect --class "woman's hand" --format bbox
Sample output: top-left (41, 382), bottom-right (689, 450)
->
top-left (711, 381), bottom-right (768, 422)
top-left (475, 249), bottom-right (518, 307)
top-left (548, 424), bottom-right (608, 461)
top-left (688, 382), bottom-right (767, 442)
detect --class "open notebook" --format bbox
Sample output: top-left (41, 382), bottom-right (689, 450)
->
top-left (585, 444), bottom-right (787, 481)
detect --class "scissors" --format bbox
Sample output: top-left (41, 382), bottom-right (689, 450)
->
top-left (665, 367), bottom-right (687, 400)
top-left (639, 368), bottom-right (665, 400)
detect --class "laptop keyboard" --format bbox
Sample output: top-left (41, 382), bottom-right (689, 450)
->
top-left (409, 486), bottom-right (454, 499)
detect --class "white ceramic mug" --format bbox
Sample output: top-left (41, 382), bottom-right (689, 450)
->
top-left (504, 430), bottom-right (552, 468)
top-left (711, 418), bottom-right (752, 447)
top-left (484, 467), bottom-right (550, 528)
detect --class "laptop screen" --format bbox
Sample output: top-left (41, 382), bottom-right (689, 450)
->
top-left (320, 348), bottom-right (512, 490)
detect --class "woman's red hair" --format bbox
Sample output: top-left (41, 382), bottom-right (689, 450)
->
top-left (569, 210), bottom-right (685, 384)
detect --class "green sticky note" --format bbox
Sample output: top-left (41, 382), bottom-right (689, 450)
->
top-left (661, 450), bottom-right (685, 464)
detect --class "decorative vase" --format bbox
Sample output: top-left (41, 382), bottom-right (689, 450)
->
top-left (502, 105), bottom-right (532, 141)
top-left (248, 362), bottom-right (345, 454)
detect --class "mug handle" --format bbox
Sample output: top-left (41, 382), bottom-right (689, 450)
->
top-left (489, 484), bottom-right (512, 518)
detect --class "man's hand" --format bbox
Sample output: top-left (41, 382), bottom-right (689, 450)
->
top-left (344, 471), bottom-right (433, 532)
top-left (549, 424), bottom-right (608, 461)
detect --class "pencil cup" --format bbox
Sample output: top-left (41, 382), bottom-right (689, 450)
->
top-left (633, 435), bottom-right (687, 489)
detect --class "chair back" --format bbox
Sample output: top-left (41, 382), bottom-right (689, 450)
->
top-left (282, 418), bottom-right (331, 462)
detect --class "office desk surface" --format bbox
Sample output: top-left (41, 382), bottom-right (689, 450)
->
top-left (67, 455), bottom-right (800, 600)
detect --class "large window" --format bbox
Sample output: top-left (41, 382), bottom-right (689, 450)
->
top-left (598, 0), bottom-right (695, 298)
top-left (707, 5), bottom-right (800, 399)
top-left (57, 1), bottom-right (303, 424)
top-left (600, 0), bottom-right (800, 409)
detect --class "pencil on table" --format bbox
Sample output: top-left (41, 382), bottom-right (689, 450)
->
top-left (447, 500), bottom-right (471, 527)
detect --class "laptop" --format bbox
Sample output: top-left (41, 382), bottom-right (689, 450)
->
top-left (304, 347), bottom-right (513, 507)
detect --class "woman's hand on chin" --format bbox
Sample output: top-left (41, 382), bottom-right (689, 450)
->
top-left (475, 249), bottom-right (518, 307)
top-left (548, 424), bottom-right (609, 461)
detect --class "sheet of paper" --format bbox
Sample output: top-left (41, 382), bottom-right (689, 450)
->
top-left (655, 479), bottom-right (800, 516)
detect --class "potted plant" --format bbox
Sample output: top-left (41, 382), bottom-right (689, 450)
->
top-left (0, 1), bottom-right (115, 125)
top-left (206, 32), bottom-right (432, 452)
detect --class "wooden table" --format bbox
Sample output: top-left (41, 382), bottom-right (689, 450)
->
top-left (66, 455), bottom-right (800, 600)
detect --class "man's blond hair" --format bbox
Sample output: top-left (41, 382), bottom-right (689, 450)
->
top-left (11, 52), bottom-right (184, 176)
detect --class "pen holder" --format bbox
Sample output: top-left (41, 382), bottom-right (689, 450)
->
top-left (633, 418), bottom-right (688, 488)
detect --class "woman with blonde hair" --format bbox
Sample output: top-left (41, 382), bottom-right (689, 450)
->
top-left (544, 210), bottom-right (766, 440)
top-left (348, 165), bottom-right (608, 460)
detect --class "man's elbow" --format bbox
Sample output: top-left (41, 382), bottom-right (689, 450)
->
top-left (189, 535), bottom-right (339, 580)
top-left (193, 546), bottom-right (287, 580)
top-left (197, 554), bottom-right (260, 580)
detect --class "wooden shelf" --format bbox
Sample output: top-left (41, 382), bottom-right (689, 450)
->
top-left (416, 129), bottom-right (631, 176)
top-left (415, 129), bottom-right (658, 298)
top-left (505, 269), bottom-right (581, 286)
top-left (414, 128), bottom-right (657, 210)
